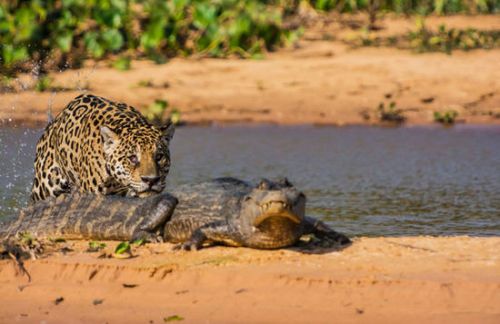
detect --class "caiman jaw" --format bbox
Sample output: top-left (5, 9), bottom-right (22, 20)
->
top-left (253, 201), bottom-right (302, 226)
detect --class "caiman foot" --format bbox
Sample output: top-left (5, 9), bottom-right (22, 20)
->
top-left (323, 231), bottom-right (351, 245)
top-left (173, 240), bottom-right (201, 251)
top-left (172, 227), bottom-right (207, 251)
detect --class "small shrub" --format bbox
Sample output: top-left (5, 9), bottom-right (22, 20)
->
top-left (35, 76), bottom-right (53, 92)
top-left (113, 56), bottom-right (132, 71)
top-left (434, 110), bottom-right (458, 125)
top-left (145, 99), bottom-right (169, 125)
top-left (170, 108), bottom-right (182, 125)
top-left (377, 101), bottom-right (406, 125)
top-left (137, 79), bottom-right (154, 88)
top-left (344, 17), bottom-right (499, 53)
top-left (87, 241), bottom-right (106, 252)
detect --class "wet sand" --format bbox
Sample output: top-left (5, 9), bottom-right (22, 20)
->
top-left (0, 237), bottom-right (498, 323)
top-left (1, 14), bottom-right (499, 127)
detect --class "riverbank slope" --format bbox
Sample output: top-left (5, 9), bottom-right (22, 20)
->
top-left (1, 14), bottom-right (499, 127)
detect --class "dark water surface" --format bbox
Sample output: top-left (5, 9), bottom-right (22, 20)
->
top-left (1, 125), bottom-right (499, 236)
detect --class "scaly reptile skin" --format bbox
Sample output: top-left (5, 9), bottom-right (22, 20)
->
top-left (1, 178), bottom-right (350, 250)
top-left (0, 192), bottom-right (177, 242)
top-left (163, 178), bottom-right (351, 250)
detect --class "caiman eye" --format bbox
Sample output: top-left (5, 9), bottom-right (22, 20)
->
top-left (129, 155), bottom-right (139, 164)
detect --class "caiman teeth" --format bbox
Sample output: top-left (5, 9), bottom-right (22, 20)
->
top-left (261, 201), bottom-right (288, 211)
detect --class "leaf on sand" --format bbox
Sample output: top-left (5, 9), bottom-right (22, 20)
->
top-left (132, 239), bottom-right (145, 246)
top-left (113, 241), bottom-right (132, 259)
top-left (88, 241), bottom-right (106, 252)
top-left (164, 315), bottom-right (184, 322)
top-left (114, 242), bottom-right (131, 254)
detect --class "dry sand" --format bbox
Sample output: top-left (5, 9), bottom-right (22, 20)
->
top-left (0, 237), bottom-right (498, 323)
top-left (1, 14), bottom-right (499, 127)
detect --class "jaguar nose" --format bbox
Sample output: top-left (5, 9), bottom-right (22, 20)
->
top-left (141, 176), bottom-right (160, 186)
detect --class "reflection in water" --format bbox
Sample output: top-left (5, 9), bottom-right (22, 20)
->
top-left (1, 125), bottom-right (499, 236)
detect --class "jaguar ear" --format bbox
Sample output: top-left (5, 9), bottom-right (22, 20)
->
top-left (160, 120), bottom-right (175, 143)
top-left (100, 126), bottom-right (118, 155)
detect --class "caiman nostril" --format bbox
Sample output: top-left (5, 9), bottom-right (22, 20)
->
top-left (141, 176), bottom-right (160, 186)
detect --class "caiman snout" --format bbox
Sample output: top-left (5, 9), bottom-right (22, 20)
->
top-left (260, 201), bottom-right (291, 214)
top-left (253, 193), bottom-right (303, 226)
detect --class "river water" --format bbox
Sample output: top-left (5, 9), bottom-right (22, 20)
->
top-left (1, 125), bottom-right (499, 237)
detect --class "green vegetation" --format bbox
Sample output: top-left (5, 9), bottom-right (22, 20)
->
top-left (114, 241), bottom-right (131, 255)
top-left (170, 109), bottom-right (182, 125)
top-left (145, 99), bottom-right (169, 125)
top-left (377, 101), bottom-right (406, 125)
top-left (346, 17), bottom-right (500, 53)
top-left (409, 20), bottom-right (499, 53)
top-left (18, 231), bottom-right (35, 245)
top-left (0, 1), bottom-right (498, 75)
top-left (308, 0), bottom-right (498, 14)
top-left (137, 79), bottom-right (154, 88)
top-left (112, 55), bottom-right (132, 71)
top-left (88, 241), bottom-right (106, 252)
top-left (164, 315), bottom-right (184, 322)
top-left (0, 0), bottom-right (297, 75)
top-left (145, 99), bottom-right (183, 125)
top-left (132, 238), bottom-right (145, 246)
top-left (34, 75), bottom-right (53, 92)
top-left (434, 110), bottom-right (458, 125)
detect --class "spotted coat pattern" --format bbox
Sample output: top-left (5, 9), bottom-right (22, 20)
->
top-left (30, 94), bottom-right (175, 202)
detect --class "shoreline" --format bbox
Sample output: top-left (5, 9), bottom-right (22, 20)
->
top-left (0, 236), bottom-right (498, 323)
top-left (2, 117), bottom-right (500, 129)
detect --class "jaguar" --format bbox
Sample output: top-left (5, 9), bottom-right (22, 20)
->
top-left (30, 94), bottom-right (175, 202)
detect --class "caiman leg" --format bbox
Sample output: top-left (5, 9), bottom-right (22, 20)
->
top-left (303, 216), bottom-right (351, 245)
top-left (131, 195), bottom-right (178, 242)
top-left (175, 221), bottom-right (242, 251)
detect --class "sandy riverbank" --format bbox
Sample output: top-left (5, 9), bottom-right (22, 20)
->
top-left (1, 14), bottom-right (499, 127)
top-left (0, 236), bottom-right (498, 323)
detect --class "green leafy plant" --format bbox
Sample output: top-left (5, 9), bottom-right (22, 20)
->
top-left (164, 315), bottom-right (184, 322)
top-left (170, 108), bottom-right (182, 125)
top-left (345, 17), bottom-right (499, 53)
top-left (377, 101), bottom-right (406, 125)
top-left (35, 76), bottom-right (53, 92)
top-left (434, 110), bottom-right (458, 125)
top-left (88, 241), bottom-right (106, 252)
top-left (145, 99), bottom-right (169, 125)
top-left (408, 19), bottom-right (499, 54)
top-left (132, 238), bottom-right (145, 246)
top-left (114, 241), bottom-right (131, 255)
top-left (0, 1), bottom-right (498, 76)
top-left (17, 232), bottom-right (35, 246)
top-left (113, 56), bottom-right (131, 71)
top-left (137, 79), bottom-right (154, 88)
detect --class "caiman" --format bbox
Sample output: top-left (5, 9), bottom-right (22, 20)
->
top-left (1, 178), bottom-right (350, 250)
top-left (164, 177), bottom-right (350, 250)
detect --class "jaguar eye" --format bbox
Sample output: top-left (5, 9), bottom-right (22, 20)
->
top-left (129, 155), bottom-right (139, 164)
top-left (155, 153), bottom-right (164, 162)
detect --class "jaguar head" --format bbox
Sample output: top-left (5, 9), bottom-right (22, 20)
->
top-left (100, 121), bottom-right (175, 197)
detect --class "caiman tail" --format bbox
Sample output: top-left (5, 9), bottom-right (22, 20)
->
top-left (0, 193), bottom-right (177, 242)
